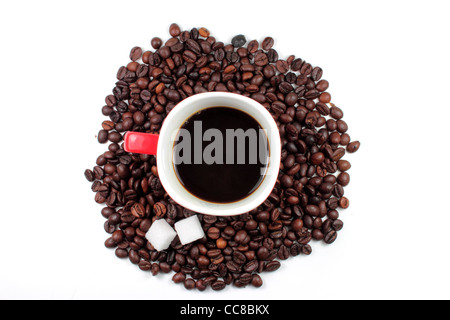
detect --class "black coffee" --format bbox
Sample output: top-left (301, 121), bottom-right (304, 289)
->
top-left (173, 107), bottom-right (269, 203)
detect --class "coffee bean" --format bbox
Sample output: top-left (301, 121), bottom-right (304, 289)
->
top-left (93, 166), bottom-right (104, 180)
top-left (337, 172), bottom-right (350, 186)
top-left (302, 245), bottom-right (312, 255)
top-left (216, 238), bottom-right (227, 249)
top-left (265, 261), bottom-right (281, 272)
top-left (330, 105), bottom-right (344, 119)
top-left (108, 131), bottom-right (122, 143)
top-left (312, 229), bottom-right (324, 240)
top-left (311, 152), bottom-right (325, 165)
top-left (182, 50), bottom-right (197, 63)
top-left (97, 130), bottom-right (108, 144)
top-left (336, 120), bottom-right (348, 133)
top-left (233, 251), bottom-right (247, 265)
top-left (235, 230), bottom-right (250, 244)
top-left (324, 231), bottom-right (337, 244)
top-left (104, 237), bottom-right (116, 249)
top-left (267, 49), bottom-right (278, 63)
top-left (339, 197), bottom-right (350, 209)
top-left (311, 67), bottom-right (323, 81)
top-left (244, 260), bottom-right (259, 273)
top-left (211, 280), bottom-right (226, 291)
top-left (151, 37), bottom-right (162, 49)
top-left (347, 141), bottom-right (361, 153)
top-left (102, 121), bottom-right (115, 131)
top-left (262, 37), bottom-right (274, 50)
top-left (332, 219), bottom-right (344, 231)
top-left (231, 35), bottom-right (246, 48)
top-left (198, 27), bottom-right (210, 38)
top-left (254, 52), bottom-right (269, 66)
top-left (172, 272), bottom-right (186, 283)
top-left (319, 92), bottom-right (332, 103)
top-left (184, 278), bottom-right (196, 290)
top-left (131, 203), bottom-right (145, 218)
top-left (291, 58), bottom-right (303, 71)
top-left (337, 160), bottom-right (351, 171)
top-left (285, 92), bottom-right (298, 106)
top-left (331, 148), bottom-right (346, 162)
top-left (207, 227), bottom-right (220, 240)
top-left (247, 40), bottom-right (259, 53)
top-left (115, 248), bottom-right (128, 259)
top-left (276, 60), bottom-right (289, 74)
top-left (84, 169), bottom-right (94, 182)
top-left (153, 202), bottom-right (167, 217)
top-left (306, 205), bottom-right (320, 217)
top-left (169, 23), bottom-right (181, 37)
top-left (130, 47), bottom-right (142, 61)
top-left (251, 274), bottom-right (263, 288)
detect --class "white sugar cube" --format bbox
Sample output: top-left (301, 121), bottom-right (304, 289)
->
top-left (174, 215), bottom-right (205, 245)
top-left (145, 219), bottom-right (177, 251)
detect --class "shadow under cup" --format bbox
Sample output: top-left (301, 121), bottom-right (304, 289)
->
top-left (173, 106), bottom-right (270, 204)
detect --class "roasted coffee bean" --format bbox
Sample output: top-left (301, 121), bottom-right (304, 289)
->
top-left (337, 172), bottom-right (350, 186)
top-left (207, 227), bottom-right (220, 240)
top-left (84, 169), bottom-right (95, 182)
top-left (151, 37), bottom-right (163, 49)
top-left (311, 67), bottom-right (323, 81)
top-left (324, 231), bottom-right (337, 244)
top-left (251, 274), bottom-right (263, 288)
top-left (104, 221), bottom-right (115, 234)
top-left (312, 229), bottom-right (324, 240)
top-left (254, 52), bottom-right (269, 66)
top-left (184, 278), bottom-right (196, 290)
top-left (339, 197), bottom-right (350, 209)
top-left (337, 160), bottom-right (351, 172)
top-left (138, 260), bottom-right (152, 271)
top-left (291, 58), bottom-right (303, 71)
top-left (93, 166), bottom-right (104, 180)
top-left (172, 272), bottom-right (186, 284)
top-left (102, 121), bottom-right (115, 131)
top-left (276, 60), bottom-right (289, 74)
top-left (246, 39), bottom-right (258, 53)
top-left (347, 141), bottom-right (361, 153)
top-left (330, 105), bottom-right (344, 119)
top-left (131, 203), bottom-right (145, 218)
top-left (153, 202), bottom-right (167, 217)
top-left (332, 219), bottom-right (344, 231)
top-left (262, 37), bottom-right (275, 50)
top-left (233, 251), bottom-right (247, 265)
top-left (316, 79), bottom-right (329, 92)
top-left (235, 230), bottom-right (250, 244)
top-left (302, 245), bottom-right (312, 255)
top-left (231, 34), bottom-right (246, 48)
top-left (98, 130), bottom-right (108, 144)
top-left (130, 47), bottom-right (142, 61)
top-left (211, 280), bottom-right (226, 291)
top-left (265, 261), bottom-right (281, 272)
top-left (169, 23), bottom-right (181, 37)
top-left (104, 237), bottom-right (116, 249)
top-left (332, 148), bottom-right (346, 162)
top-left (267, 49), bottom-right (278, 63)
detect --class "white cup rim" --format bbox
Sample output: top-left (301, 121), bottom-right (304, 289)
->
top-left (157, 92), bottom-right (281, 216)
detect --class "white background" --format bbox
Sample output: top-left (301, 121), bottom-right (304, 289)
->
top-left (1, 0), bottom-right (449, 300)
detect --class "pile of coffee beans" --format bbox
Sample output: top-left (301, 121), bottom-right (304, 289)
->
top-left (84, 23), bottom-right (360, 291)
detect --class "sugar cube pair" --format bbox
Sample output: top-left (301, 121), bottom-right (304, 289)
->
top-left (145, 215), bottom-right (205, 251)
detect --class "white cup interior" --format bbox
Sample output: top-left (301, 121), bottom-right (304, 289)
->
top-left (157, 92), bottom-right (281, 216)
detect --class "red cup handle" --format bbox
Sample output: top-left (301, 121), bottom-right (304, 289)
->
top-left (124, 132), bottom-right (159, 155)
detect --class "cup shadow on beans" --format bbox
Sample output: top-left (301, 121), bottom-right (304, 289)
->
top-left (85, 23), bottom-right (360, 291)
